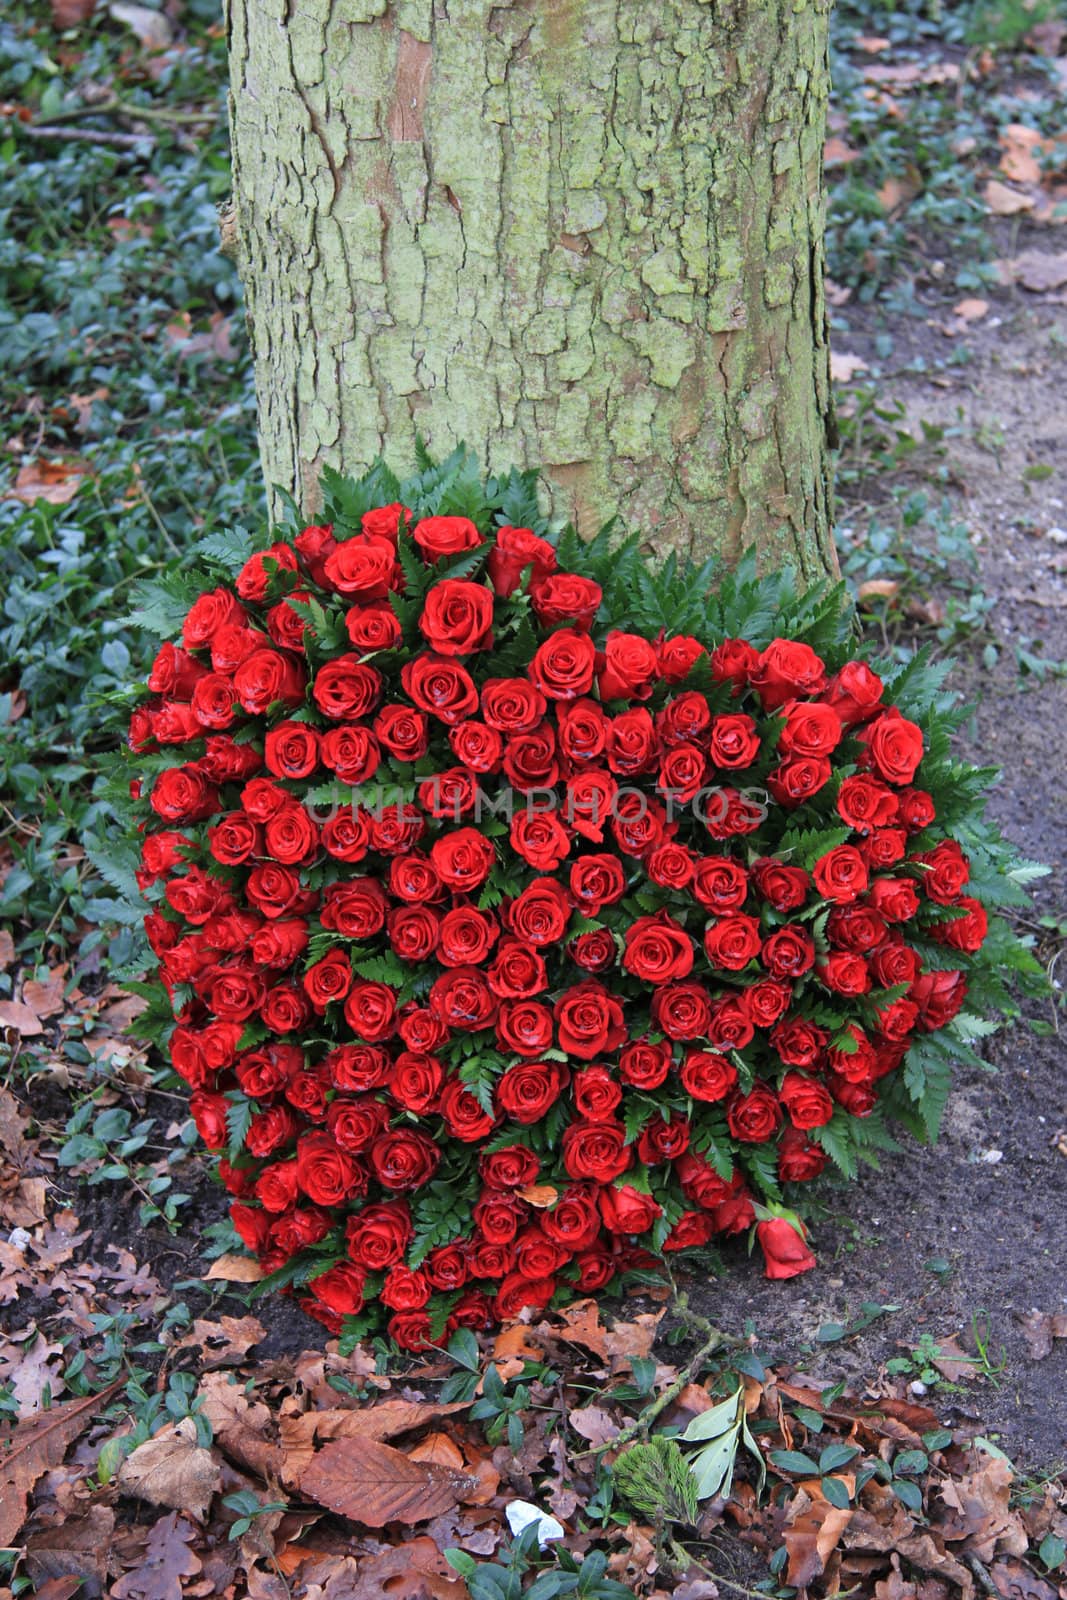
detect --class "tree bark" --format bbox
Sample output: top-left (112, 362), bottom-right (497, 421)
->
top-left (227, 0), bottom-right (837, 581)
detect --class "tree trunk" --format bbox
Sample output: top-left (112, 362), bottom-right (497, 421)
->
top-left (226, 0), bottom-right (837, 581)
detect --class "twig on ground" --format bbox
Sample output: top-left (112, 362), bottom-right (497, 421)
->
top-left (23, 125), bottom-right (153, 150)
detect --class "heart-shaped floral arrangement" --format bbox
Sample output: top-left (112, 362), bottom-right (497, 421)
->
top-left (124, 455), bottom-right (1034, 1349)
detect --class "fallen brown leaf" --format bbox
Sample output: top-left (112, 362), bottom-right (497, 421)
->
top-left (786, 1495), bottom-right (854, 1588)
top-left (197, 1371), bottom-right (284, 1479)
top-left (1008, 250), bottom-right (1067, 292)
top-left (569, 1404), bottom-right (622, 1447)
top-left (831, 351), bottom-right (870, 383)
top-left (1017, 1309), bottom-right (1067, 1361)
top-left (24, 1504), bottom-right (115, 1592)
top-left (279, 1398), bottom-right (471, 1484)
top-left (858, 578), bottom-right (901, 607)
top-left (936, 1453), bottom-right (1028, 1563)
top-left (117, 1416), bottom-right (222, 1520)
top-left (21, 967), bottom-right (67, 1020)
top-left (50, 0), bottom-right (98, 23)
top-left (984, 180), bottom-right (1036, 217)
top-left (0, 999), bottom-right (46, 1036)
top-left (0, 1384), bottom-right (120, 1546)
top-left (203, 1252), bottom-right (264, 1283)
top-left (298, 1435), bottom-right (479, 1526)
top-left (0, 929), bottom-right (14, 966)
top-left (177, 1314), bottom-right (265, 1367)
top-left (6, 458), bottom-right (90, 507)
top-left (953, 298), bottom-right (989, 322)
top-left (111, 1512), bottom-right (202, 1600)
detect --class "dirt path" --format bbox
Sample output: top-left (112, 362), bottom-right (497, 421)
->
top-left (691, 295), bottom-right (1067, 1472)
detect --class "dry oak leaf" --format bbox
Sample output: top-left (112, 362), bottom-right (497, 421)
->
top-left (117, 1416), bottom-right (222, 1520)
top-left (6, 458), bottom-right (90, 507)
top-left (176, 1313), bottom-right (265, 1367)
top-left (21, 967), bottom-right (67, 1021)
top-left (0, 1330), bottom-right (66, 1415)
top-left (279, 1398), bottom-right (471, 1485)
top-left (342, 1535), bottom-right (471, 1600)
top-left (0, 1383), bottom-right (120, 1546)
top-left (842, 1505), bottom-right (974, 1597)
top-left (999, 125), bottom-right (1046, 187)
top-left (196, 1371), bottom-right (284, 1480)
top-left (936, 1455), bottom-right (1029, 1563)
top-left (298, 1435), bottom-right (479, 1527)
top-left (111, 1512), bottom-right (202, 1600)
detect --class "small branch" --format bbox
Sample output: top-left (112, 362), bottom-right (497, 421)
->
top-left (29, 95), bottom-right (216, 128)
top-left (576, 1301), bottom-right (743, 1459)
top-left (23, 124), bottom-right (153, 150)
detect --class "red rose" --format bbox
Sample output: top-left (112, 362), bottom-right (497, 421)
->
top-left (836, 774), bottom-right (898, 834)
top-left (375, 705), bottom-right (429, 762)
top-left (419, 579), bottom-right (494, 655)
top-left (777, 1126), bottom-right (828, 1182)
top-left (568, 927), bottom-right (616, 974)
top-left (726, 1085), bottom-right (782, 1142)
top-left (561, 1119), bottom-right (631, 1182)
top-left (496, 998), bottom-right (554, 1058)
top-left (503, 723), bottom-right (560, 790)
top-left (294, 521), bottom-right (338, 582)
top-left (264, 804), bottom-right (319, 865)
top-left (389, 1051), bottom-right (444, 1113)
top-left (236, 541), bottom-right (298, 602)
top-left (868, 876), bottom-right (920, 923)
top-left (487, 938), bottom-right (548, 1000)
top-left (388, 1310), bottom-right (436, 1351)
top-left (343, 981), bottom-right (397, 1042)
top-left (362, 503), bottom-right (409, 543)
top-left (757, 1216), bottom-right (816, 1280)
top-left (618, 1039), bottom-right (672, 1090)
top-left (572, 1065), bottom-right (622, 1119)
top-left (658, 635), bottom-right (706, 682)
top-left (437, 905), bottom-right (496, 967)
top-left (825, 660), bottom-right (883, 725)
top-left (863, 708), bottom-right (924, 785)
top-left (762, 925), bottom-right (815, 979)
top-left (532, 572), bottom-right (602, 630)
top-left (752, 639), bottom-right (826, 710)
top-left (328, 1097), bottom-right (391, 1153)
top-left (910, 968), bottom-right (967, 1031)
top-left (659, 743), bottom-right (707, 803)
top-left (417, 766), bottom-right (478, 820)
top-left (607, 708), bottom-right (658, 776)
top-left (779, 1072), bottom-right (834, 1130)
top-left (323, 535), bottom-right (398, 599)
top-left (813, 845), bottom-right (869, 904)
top-left (651, 981), bottom-right (713, 1041)
top-left (299, 946), bottom-right (353, 1010)
top-left (480, 1145), bottom-right (541, 1189)
top-left (430, 827), bottom-right (495, 891)
top-left (234, 649), bottom-right (305, 715)
top-left (481, 676), bottom-right (546, 733)
top-left (182, 586), bottom-right (244, 650)
top-left (510, 807), bottom-right (571, 872)
top-left (637, 1111), bottom-right (690, 1164)
top-left (744, 978), bottom-right (792, 1028)
top-left (369, 1128), bottom-right (440, 1191)
top-left (771, 1016), bottom-right (827, 1069)
top-left (704, 914), bottom-right (762, 972)
top-left (597, 630), bottom-right (659, 701)
top-left (322, 808), bottom-right (372, 863)
top-left (913, 839), bottom-right (969, 905)
top-left (439, 1079), bottom-right (496, 1142)
top-left (860, 828), bottom-right (907, 869)
top-left (767, 757), bottom-right (832, 807)
top-left (599, 1184), bottom-right (661, 1235)
top-left (297, 1133), bottom-right (360, 1205)
top-left (346, 1201), bottom-right (413, 1268)
top-left (655, 692), bottom-right (709, 751)
top-left (680, 1049), bottom-right (737, 1102)
top-left (708, 714), bottom-right (760, 769)
top-left (401, 653), bottom-right (479, 725)
top-left (647, 842), bottom-right (697, 891)
top-left (381, 1266), bottom-right (431, 1311)
top-left (449, 720), bottom-right (503, 773)
top-left (151, 766), bottom-right (219, 824)
top-left (931, 896), bottom-right (987, 954)
top-left (312, 656), bottom-right (382, 720)
top-left (496, 1060), bottom-right (567, 1123)
top-left (541, 1185), bottom-right (600, 1249)
top-left (709, 638), bottom-right (759, 693)
top-left (554, 982), bottom-right (626, 1060)
top-left (345, 601), bottom-right (402, 652)
top-left (488, 525), bottom-right (557, 596)
top-left (493, 1273), bottom-right (555, 1321)
top-left (264, 721), bottom-right (319, 780)
top-left (528, 629), bottom-right (596, 701)
top-left (429, 967), bottom-right (498, 1032)
top-left (897, 788), bottom-right (936, 832)
top-left (623, 912), bottom-right (694, 984)
top-left (412, 515), bottom-right (483, 562)
top-left (509, 877), bottom-right (573, 945)
top-left (817, 951), bottom-right (871, 997)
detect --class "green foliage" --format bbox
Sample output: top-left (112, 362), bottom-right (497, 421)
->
top-left (612, 1436), bottom-right (700, 1524)
top-left (0, 3), bottom-right (259, 966)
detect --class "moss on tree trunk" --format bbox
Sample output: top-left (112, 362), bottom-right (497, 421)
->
top-left (227, 0), bottom-right (837, 580)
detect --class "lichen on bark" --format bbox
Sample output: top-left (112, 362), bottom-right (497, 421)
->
top-left (227, 0), bottom-right (837, 580)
